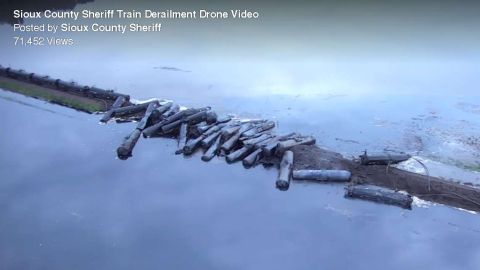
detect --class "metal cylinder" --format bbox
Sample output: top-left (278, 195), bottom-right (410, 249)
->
top-left (7, 69), bottom-right (30, 81)
top-left (292, 170), bottom-right (351, 182)
top-left (183, 135), bottom-right (205, 155)
top-left (359, 152), bottom-right (411, 165)
top-left (55, 79), bottom-right (70, 90)
top-left (117, 129), bottom-right (142, 160)
top-left (68, 83), bottom-right (86, 94)
top-left (87, 86), bottom-right (127, 100)
top-left (206, 111), bottom-right (218, 124)
top-left (276, 150), bottom-right (293, 191)
top-left (40, 76), bottom-right (58, 88)
top-left (345, 185), bottom-right (413, 209)
top-left (29, 73), bottom-right (44, 84)
top-left (0, 65), bottom-right (6, 76)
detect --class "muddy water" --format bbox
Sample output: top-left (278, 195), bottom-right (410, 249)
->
top-left (1, 0), bottom-right (480, 269)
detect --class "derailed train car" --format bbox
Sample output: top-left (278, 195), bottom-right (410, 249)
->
top-left (0, 66), bottom-right (129, 102)
top-left (55, 79), bottom-right (88, 96)
top-left (5, 68), bottom-right (31, 81)
top-left (86, 86), bottom-right (129, 101)
top-left (29, 74), bottom-right (58, 88)
top-left (0, 65), bottom-right (7, 76)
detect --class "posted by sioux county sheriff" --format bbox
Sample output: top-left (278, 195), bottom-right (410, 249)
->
top-left (11, 9), bottom-right (260, 46)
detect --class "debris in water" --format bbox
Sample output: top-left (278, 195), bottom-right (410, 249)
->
top-left (345, 185), bottom-right (413, 209)
top-left (293, 170), bottom-right (351, 182)
top-left (276, 150), bottom-right (293, 191)
top-left (359, 151), bottom-right (411, 165)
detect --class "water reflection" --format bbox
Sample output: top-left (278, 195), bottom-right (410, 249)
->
top-left (1, 90), bottom-right (479, 270)
top-left (1, 0), bottom-right (480, 268)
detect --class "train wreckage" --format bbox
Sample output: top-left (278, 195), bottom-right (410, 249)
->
top-left (1, 65), bottom-right (479, 212)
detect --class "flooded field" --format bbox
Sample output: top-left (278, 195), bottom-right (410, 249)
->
top-left (1, 89), bottom-right (480, 269)
top-left (1, 0), bottom-right (480, 269)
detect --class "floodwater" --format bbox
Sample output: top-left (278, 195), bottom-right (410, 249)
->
top-left (1, 0), bottom-right (480, 269)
